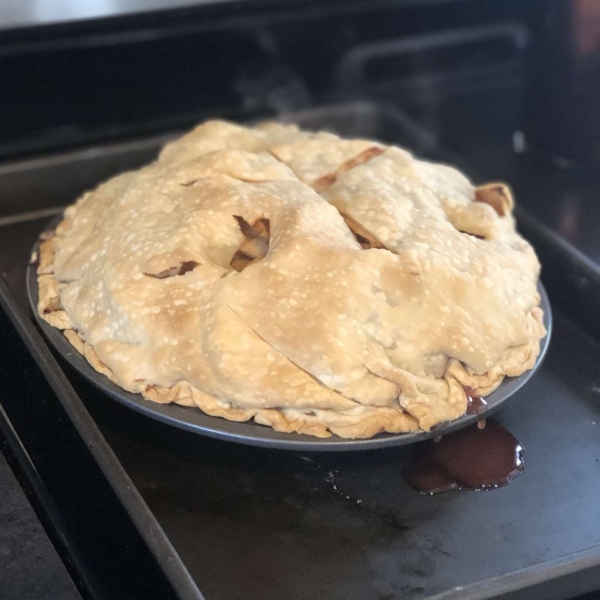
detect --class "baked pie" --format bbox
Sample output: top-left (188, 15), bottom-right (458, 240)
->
top-left (37, 120), bottom-right (546, 439)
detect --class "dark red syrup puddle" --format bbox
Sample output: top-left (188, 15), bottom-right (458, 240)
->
top-left (403, 420), bottom-right (524, 495)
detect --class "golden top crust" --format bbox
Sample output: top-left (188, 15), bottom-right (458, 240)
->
top-left (37, 120), bottom-right (546, 438)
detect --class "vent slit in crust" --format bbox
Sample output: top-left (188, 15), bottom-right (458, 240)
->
top-left (224, 304), bottom-right (333, 392)
top-left (144, 261), bottom-right (200, 279)
top-left (312, 146), bottom-right (384, 192)
top-left (340, 212), bottom-right (388, 251)
top-left (230, 215), bottom-right (270, 272)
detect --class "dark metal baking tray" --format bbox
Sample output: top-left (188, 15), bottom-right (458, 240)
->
top-left (1, 103), bottom-right (600, 600)
top-left (26, 254), bottom-right (553, 451)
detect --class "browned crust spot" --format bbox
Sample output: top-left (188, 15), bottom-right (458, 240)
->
top-left (42, 296), bottom-right (62, 314)
top-left (39, 229), bottom-right (56, 241)
top-left (475, 183), bottom-right (514, 217)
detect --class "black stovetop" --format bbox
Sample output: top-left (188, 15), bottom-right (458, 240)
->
top-left (1, 93), bottom-right (600, 600)
top-left (2, 1), bottom-right (600, 598)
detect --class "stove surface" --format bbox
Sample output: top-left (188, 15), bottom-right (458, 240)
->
top-left (1, 102), bottom-right (600, 598)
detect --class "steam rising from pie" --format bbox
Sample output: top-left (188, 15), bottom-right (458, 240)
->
top-left (37, 121), bottom-right (546, 438)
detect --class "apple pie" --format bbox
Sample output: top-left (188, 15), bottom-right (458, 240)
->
top-left (36, 120), bottom-right (546, 438)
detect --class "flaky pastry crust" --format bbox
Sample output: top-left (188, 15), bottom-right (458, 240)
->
top-left (37, 120), bottom-right (546, 438)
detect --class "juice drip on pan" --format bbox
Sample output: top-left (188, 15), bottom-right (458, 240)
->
top-left (464, 386), bottom-right (488, 415)
top-left (402, 420), bottom-right (524, 494)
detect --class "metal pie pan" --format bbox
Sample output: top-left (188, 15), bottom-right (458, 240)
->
top-left (27, 234), bottom-right (552, 452)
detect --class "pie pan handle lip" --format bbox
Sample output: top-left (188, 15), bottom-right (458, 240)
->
top-left (26, 230), bottom-right (552, 452)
